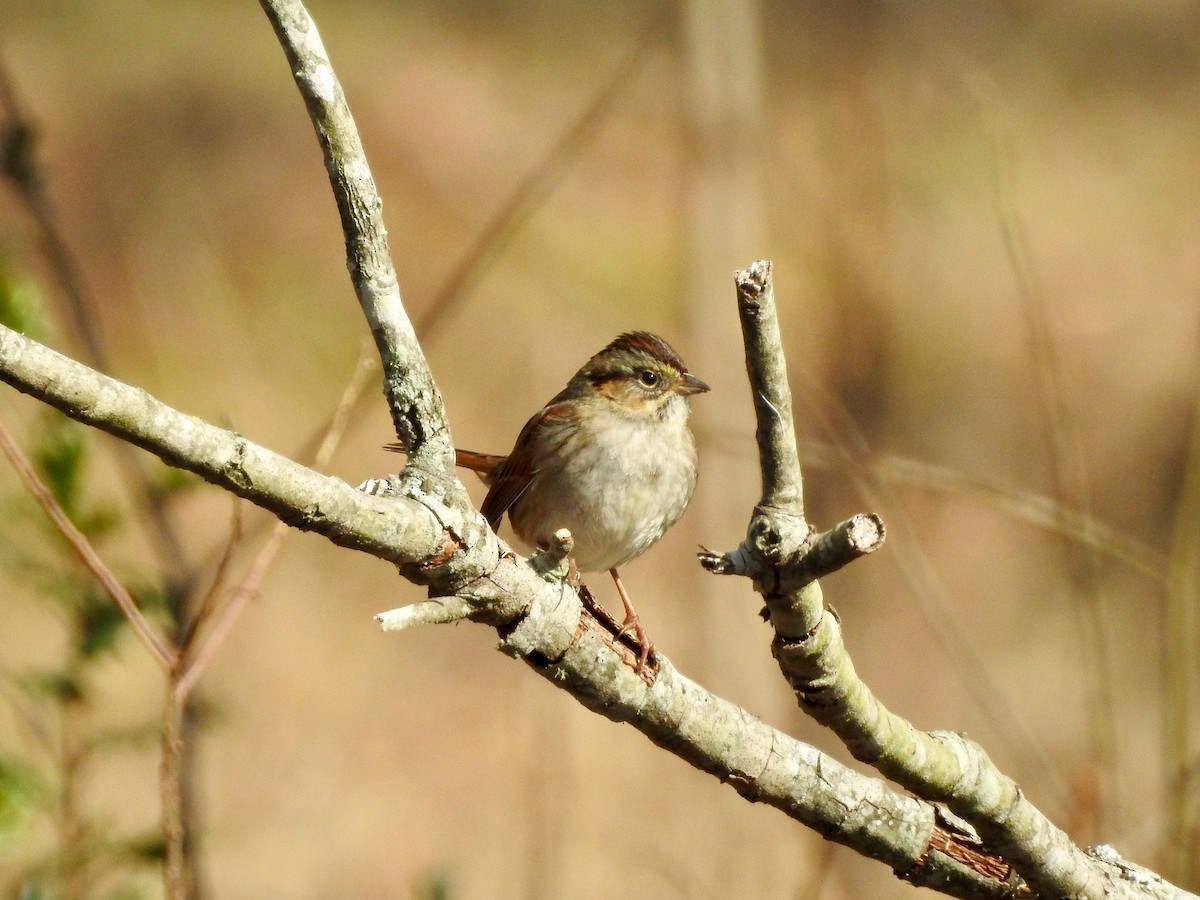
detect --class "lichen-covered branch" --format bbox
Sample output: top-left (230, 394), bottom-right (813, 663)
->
top-left (704, 259), bottom-right (1190, 900)
top-left (736, 260), bottom-right (805, 514)
top-left (0, 325), bottom-right (442, 567)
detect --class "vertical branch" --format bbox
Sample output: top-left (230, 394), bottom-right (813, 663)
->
top-left (717, 261), bottom-right (824, 641)
top-left (736, 261), bottom-right (804, 514)
top-left (58, 695), bottom-right (84, 900)
top-left (257, 0), bottom-right (453, 472)
top-left (984, 82), bottom-right (1117, 834)
top-left (161, 688), bottom-right (188, 900)
top-left (1163, 379), bottom-right (1200, 884)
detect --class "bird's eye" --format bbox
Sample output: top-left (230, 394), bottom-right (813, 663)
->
top-left (638, 370), bottom-right (659, 388)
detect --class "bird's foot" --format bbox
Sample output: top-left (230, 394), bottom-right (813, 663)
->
top-left (609, 568), bottom-right (655, 675)
top-left (614, 612), bottom-right (655, 674)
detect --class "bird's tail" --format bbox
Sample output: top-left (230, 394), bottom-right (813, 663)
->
top-left (383, 443), bottom-right (504, 480)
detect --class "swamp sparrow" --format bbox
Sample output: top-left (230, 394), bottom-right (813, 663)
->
top-left (389, 332), bottom-right (709, 670)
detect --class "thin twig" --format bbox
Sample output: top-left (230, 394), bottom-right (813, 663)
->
top-left (702, 429), bottom-right (1167, 583)
top-left (175, 495), bottom-right (245, 653)
top-left (0, 415), bottom-right (174, 670)
top-left (161, 687), bottom-right (188, 900)
top-left (1162, 367), bottom-right (1200, 883)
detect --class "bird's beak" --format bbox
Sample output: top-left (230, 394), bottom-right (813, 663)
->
top-left (678, 373), bottom-right (711, 396)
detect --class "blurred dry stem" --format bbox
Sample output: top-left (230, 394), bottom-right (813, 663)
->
top-left (173, 496), bottom-right (245, 673)
top-left (1163, 380), bottom-right (1200, 883)
top-left (697, 433), bottom-right (1169, 582)
top-left (0, 53), bottom-right (191, 582)
top-left (841, 447), bottom-right (1166, 582)
top-left (0, 415), bottom-right (173, 670)
top-left (161, 690), bottom-right (189, 900)
top-left (414, 10), bottom-right (663, 344)
top-left (174, 342), bottom-right (376, 701)
top-left (166, 346), bottom-right (374, 897)
top-left (983, 76), bottom-right (1118, 838)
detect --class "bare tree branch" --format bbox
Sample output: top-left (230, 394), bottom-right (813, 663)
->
top-left (700, 259), bottom-right (1188, 900)
top-left (0, 327), bottom-right (444, 569)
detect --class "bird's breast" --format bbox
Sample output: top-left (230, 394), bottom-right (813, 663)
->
top-left (509, 409), bottom-right (698, 572)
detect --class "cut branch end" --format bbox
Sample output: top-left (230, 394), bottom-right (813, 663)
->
top-left (376, 596), bottom-right (472, 631)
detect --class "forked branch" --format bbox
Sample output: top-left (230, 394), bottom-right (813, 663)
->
top-left (699, 259), bottom-right (1184, 900)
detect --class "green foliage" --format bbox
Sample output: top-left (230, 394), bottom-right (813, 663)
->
top-left (414, 867), bottom-right (458, 900)
top-left (18, 669), bottom-right (83, 705)
top-left (32, 412), bottom-right (119, 537)
top-left (120, 833), bottom-right (167, 863)
top-left (0, 253), bottom-right (45, 338)
top-left (0, 272), bottom-right (166, 897)
top-left (32, 413), bottom-right (88, 519)
top-left (75, 587), bottom-right (127, 658)
top-left (9, 876), bottom-right (54, 900)
top-left (0, 757), bottom-right (48, 848)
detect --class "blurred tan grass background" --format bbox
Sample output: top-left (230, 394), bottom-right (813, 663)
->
top-left (2, 1), bottom-right (1199, 897)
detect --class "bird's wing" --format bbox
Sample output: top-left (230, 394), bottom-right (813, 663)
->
top-left (479, 399), bottom-right (573, 530)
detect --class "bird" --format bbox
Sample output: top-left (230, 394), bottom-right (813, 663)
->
top-left (393, 332), bottom-right (709, 671)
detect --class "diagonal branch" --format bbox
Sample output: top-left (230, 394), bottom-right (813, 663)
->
top-left (0, 415), bottom-right (174, 670)
top-left (0, 326), bottom-right (443, 570)
top-left (0, 53), bottom-right (192, 581)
